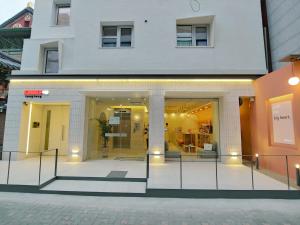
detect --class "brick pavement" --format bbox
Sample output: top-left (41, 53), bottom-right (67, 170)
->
top-left (0, 192), bottom-right (299, 225)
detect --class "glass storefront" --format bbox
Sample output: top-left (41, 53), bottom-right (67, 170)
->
top-left (86, 97), bottom-right (149, 160)
top-left (164, 98), bottom-right (220, 157)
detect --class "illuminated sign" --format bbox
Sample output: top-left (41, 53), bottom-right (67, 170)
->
top-left (271, 99), bottom-right (295, 145)
top-left (24, 90), bottom-right (49, 98)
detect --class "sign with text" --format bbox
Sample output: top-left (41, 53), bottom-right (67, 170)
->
top-left (109, 116), bottom-right (120, 125)
top-left (271, 100), bottom-right (295, 145)
top-left (24, 90), bottom-right (49, 98)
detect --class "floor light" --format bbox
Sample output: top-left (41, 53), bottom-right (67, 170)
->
top-left (255, 154), bottom-right (259, 170)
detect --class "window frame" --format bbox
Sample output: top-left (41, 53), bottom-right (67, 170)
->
top-left (55, 4), bottom-right (71, 26)
top-left (44, 49), bottom-right (59, 74)
top-left (176, 24), bottom-right (210, 47)
top-left (102, 26), bottom-right (118, 48)
top-left (101, 25), bottom-right (134, 48)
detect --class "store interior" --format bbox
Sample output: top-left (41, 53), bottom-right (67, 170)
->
top-left (86, 97), bottom-right (149, 160)
top-left (164, 98), bottom-right (220, 157)
top-left (86, 97), bottom-right (220, 160)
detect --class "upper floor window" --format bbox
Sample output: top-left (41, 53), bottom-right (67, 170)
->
top-left (101, 26), bottom-right (133, 48)
top-left (56, 4), bottom-right (71, 26)
top-left (45, 49), bottom-right (59, 74)
top-left (177, 25), bottom-right (209, 47)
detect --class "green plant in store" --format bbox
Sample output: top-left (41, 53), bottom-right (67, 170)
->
top-left (96, 112), bottom-right (111, 148)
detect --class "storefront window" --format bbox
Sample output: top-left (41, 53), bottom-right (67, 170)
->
top-left (164, 98), bottom-right (220, 158)
top-left (86, 97), bottom-right (149, 160)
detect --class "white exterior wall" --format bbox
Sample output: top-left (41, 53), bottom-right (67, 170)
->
top-left (266, 0), bottom-right (300, 70)
top-left (14, 0), bottom-right (267, 75)
top-left (4, 80), bottom-right (254, 162)
top-left (5, 0), bottom-right (266, 163)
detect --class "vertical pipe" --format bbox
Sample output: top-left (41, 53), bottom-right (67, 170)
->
top-left (251, 159), bottom-right (254, 190)
top-left (215, 154), bottom-right (218, 190)
top-left (54, 149), bottom-right (58, 177)
top-left (6, 152), bottom-right (11, 184)
top-left (285, 155), bottom-right (290, 190)
top-left (180, 155), bottom-right (182, 189)
top-left (38, 152), bottom-right (42, 185)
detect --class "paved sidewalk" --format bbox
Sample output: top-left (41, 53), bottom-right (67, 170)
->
top-left (0, 192), bottom-right (299, 225)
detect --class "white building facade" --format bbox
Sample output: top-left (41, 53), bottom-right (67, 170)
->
top-left (4, 0), bottom-right (267, 163)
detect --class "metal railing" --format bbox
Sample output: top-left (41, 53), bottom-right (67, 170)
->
top-left (0, 149), bottom-right (58, 186)
top-left (146, 153), bottom-right (300, 191)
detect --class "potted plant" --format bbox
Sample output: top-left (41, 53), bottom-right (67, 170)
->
top-left (96, 112), bottom-right (111, 158)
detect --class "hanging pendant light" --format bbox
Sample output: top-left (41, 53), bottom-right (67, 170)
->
top-left (288, 62), bottom-right (299, 86)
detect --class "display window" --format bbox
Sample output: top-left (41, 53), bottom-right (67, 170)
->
top-left (164, 98), bottom-right (220, 158)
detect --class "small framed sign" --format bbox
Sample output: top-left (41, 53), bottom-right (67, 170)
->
top-left (109, 116), bottom-right (120, 125)
top-left (268, 94), bottom-right (296, 147)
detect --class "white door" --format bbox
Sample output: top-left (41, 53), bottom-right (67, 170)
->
top-left (41, 105), bottom-right (70, 154)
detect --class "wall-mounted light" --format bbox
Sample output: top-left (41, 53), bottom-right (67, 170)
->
top-left (288, 60), bottom-right (300, 86)
top-left (134, 114), bottom-right (140, 121)
top-left (288, 76), bottom-right (300, 86)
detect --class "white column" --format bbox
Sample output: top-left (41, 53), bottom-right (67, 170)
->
top-left (149, 90), bottom-right (165, 162)
top-left (68, 95), bottom-right (86, 161)
top-left (3, 88), bottom-right (24, 160)
top-left (219, 95), bottom-right (242, 164)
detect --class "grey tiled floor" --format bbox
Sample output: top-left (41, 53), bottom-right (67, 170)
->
top-left (0, 192), bottom-right (299, 225)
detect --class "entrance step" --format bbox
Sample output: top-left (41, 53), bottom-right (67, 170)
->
top-left (41, 180), bottom-right (146, 193)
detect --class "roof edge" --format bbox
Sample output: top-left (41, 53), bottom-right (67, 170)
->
top-left (9, 74), bottom-right (263, 80)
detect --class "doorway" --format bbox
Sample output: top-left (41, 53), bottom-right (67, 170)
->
top-left (113, 108), bottom-right (131, 149)
top-left (19, 103), bottom-right (70, 155)
top-left (239, 97), bottom-right (253, 161)
top-left (86, 97), bottom-right (149, 160)
top-left (40, 105), bottom-right (70, 153)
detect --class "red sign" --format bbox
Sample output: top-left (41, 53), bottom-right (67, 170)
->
top-left (24, 90), bottom-right (49, 98)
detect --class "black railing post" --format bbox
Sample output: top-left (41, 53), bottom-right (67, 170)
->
top-left (54, 148), bottom-right (58, 177)
top-left (180, 155), bottom-right (182, 189)
top-left (146, 153), bottom-right (150, 178)
top-left (6, 152), bottom-right (11, 184)
top-left (38, 152), bottom-right (42, 185)
top-left (285, 155), bottom-right (290, 190)
top-left (251, 158), bottom-right (254, 190)
top-left (215, 154), bottom-right (218, 190)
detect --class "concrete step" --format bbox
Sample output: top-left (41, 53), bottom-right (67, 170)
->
top-left (41, 180), bottom-right (146, 193)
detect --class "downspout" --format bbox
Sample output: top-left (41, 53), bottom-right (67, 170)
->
top-left (261, 0), bottom-right (273, 73)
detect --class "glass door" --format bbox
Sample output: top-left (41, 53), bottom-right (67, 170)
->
top-left (113, 108), bottom-right (131, 149)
